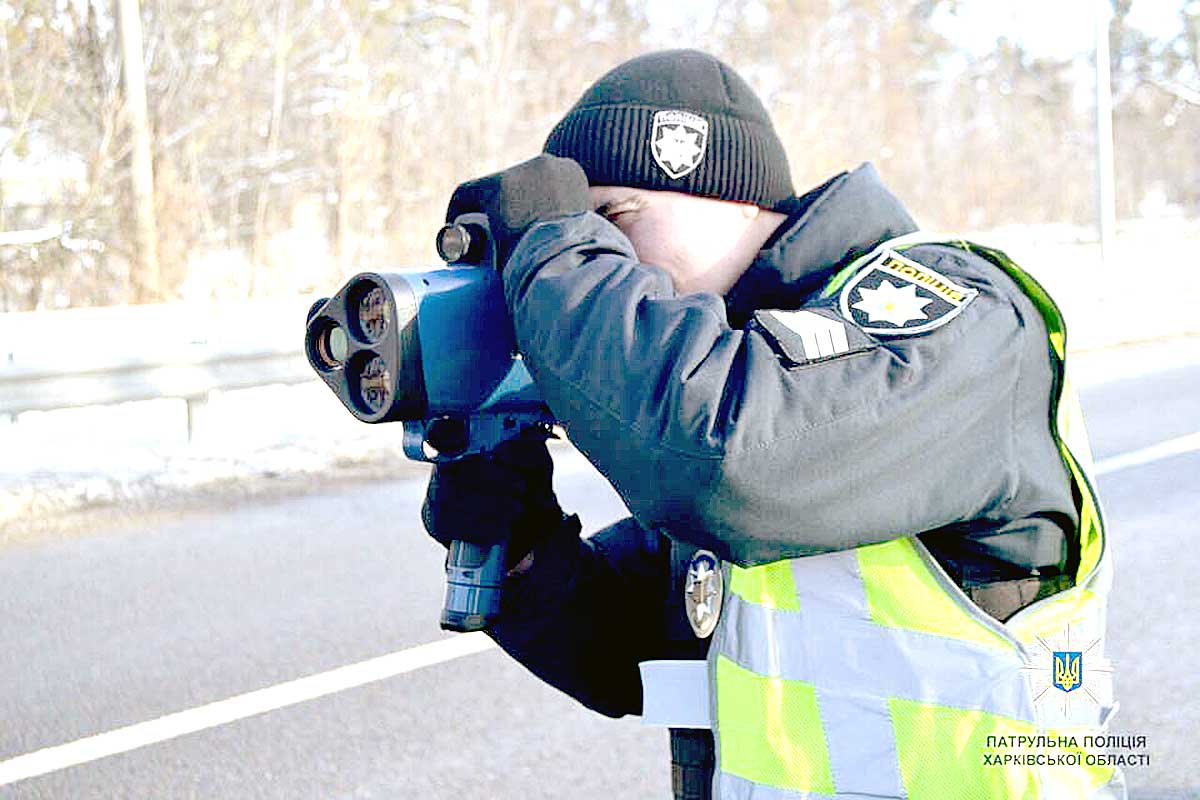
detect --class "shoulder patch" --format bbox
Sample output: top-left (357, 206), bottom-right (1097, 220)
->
top-left (838, 249), bottom-right (978, 336)
top-left (752, 307), bottom-right (875, 365)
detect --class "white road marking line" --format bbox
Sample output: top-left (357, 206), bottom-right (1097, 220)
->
top-left (0, 633), bottom-right (497, 787)
top-left (1093, 431), bottom-right (1200, 476)
top-left (2, 431), bottom-right (1197, 786)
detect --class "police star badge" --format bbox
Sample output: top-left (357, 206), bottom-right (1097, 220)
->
top-left (838, 249), bottom-right (978, 336)
top-left (684, 549), bottom-right (723, 638)
top-left (651, 110), bottom-right (708, 180)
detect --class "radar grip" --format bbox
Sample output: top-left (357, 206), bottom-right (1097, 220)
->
top-left (440, 540), bottom-right (508, 632)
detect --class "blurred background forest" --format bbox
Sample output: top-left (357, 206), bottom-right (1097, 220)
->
top-left (0, 0), bottom-right (1197, 311)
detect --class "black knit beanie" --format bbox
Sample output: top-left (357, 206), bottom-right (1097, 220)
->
top-left (544, 49), bottom-right (794, 210)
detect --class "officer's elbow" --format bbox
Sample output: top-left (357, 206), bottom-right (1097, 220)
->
top-left (634, 450), bottom-right (768, 565)
top-left (679, 452), bottom-right (848, 566)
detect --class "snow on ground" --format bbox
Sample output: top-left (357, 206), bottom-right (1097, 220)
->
top-left (0, 382), bottom-right (426, 532)
top-left (1, 221), bottom-right (1198, 533)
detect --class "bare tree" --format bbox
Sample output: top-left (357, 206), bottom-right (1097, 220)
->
top-left (1, 0), bottom-right (1194, 312)
top-left (116, 0), bottom-right (161, 302)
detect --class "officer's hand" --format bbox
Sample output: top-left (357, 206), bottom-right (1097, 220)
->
top-left (420, 433), bottom-right (566, 569)
top-left (445, 155), bottom-right (590, 270)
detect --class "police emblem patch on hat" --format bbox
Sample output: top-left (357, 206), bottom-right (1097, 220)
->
top-left (651, 110), bottom-right (708, 180)
top-left (684, 549), bottom-right (722, 638)
top-left (838, 249), bottom-right (979, 335)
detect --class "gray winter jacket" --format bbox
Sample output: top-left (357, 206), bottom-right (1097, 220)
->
top-left (487, 163), bottom-right (1077, 718)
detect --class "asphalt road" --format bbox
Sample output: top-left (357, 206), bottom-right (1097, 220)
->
top-left (1, 340), bottom-right (1198, 799)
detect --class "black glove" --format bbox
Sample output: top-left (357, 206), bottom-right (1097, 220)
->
top-left (445, 154), bottom-right (591, 270)
top-left (420, 432), bottom-right (570, 570)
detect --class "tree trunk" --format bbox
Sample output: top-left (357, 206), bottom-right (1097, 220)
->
top-left (251, 0), bottom-right (290, 296)
top-left (116, 0), bottom-right (161, 303)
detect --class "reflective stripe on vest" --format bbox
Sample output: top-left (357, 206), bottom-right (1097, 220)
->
top-left (710, 236), bottom-right (1122, 800)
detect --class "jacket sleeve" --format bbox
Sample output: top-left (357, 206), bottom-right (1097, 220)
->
top-left (486, 516), bottom-right (670, 719)
top-left (502, 214), bottom-right (1035, 566)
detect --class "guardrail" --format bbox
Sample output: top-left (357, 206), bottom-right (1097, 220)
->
top-left (0, 296), bottom-right (320, 439)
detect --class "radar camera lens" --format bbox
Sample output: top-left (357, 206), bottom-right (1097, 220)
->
top-left (309, 319), bottom-right (349, 370)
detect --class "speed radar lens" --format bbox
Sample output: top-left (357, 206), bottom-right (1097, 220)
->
top-left (357, 286), bottom-right (391, 342)
top-left (323, 325), bottom-right (348, 365)
top-left (358, 355), bottom-right (393, 414)
top-left (309, 318), bottom-right (348, 371)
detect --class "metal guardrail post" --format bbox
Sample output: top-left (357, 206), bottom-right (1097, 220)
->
top-left (185, 394), bottom-right (210, 443)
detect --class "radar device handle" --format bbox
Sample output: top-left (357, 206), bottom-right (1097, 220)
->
top-left (440, 539), bottom-right (509, 632)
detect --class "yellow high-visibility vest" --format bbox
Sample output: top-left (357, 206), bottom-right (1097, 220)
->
top-left (709, 237), bottom-right (1123, 800)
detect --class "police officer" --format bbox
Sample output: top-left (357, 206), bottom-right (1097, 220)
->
top-left (422, 50), bottom-right (1123, 799)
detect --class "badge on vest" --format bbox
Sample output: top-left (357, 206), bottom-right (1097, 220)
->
top-left (838, 249), bottom-right (978, 335)
top-left (684, 550), bottom-right (722, 638)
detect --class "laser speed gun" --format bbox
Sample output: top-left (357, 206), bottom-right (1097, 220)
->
top-left (304, 214), bottom-right (554, 633)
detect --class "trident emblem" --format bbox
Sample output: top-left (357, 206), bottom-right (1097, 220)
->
top-left (1052, 651), bottom-right (1083, 693)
